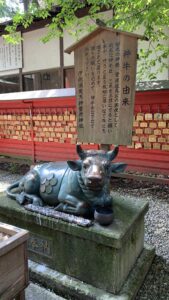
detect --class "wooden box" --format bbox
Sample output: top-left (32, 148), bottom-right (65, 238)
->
top-left (0, 222), bottom-right (29, 300)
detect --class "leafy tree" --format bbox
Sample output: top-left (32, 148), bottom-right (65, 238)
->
top-left (2, 0), bottom-right (169, 80)
top-left (0, 0), bottom-right (20, 19)
top-left (21, 0), bottom-right (40, 12)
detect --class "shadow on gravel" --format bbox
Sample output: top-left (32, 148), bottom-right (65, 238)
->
top-left (0, 162), bottom-right (30, 175)
top-left (111, 178), bottom-right (169, 204)
top-left (136, 255), bottom-right (169, 300)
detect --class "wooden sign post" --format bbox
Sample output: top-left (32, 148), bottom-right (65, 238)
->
top-left (0, 32), bottom-right (22, 71)
top-left (65, 27), bottom-right (143, 146)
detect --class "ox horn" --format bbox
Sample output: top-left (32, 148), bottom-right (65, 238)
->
top-left (107, 146), bottom-right (119, 161)
top-left (76, 144), bottom-right (86, 160)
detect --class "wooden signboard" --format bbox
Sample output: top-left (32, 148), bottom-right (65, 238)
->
top-left (65, 27), bottom-right (143, 145)
top-left (0, 32), bottom-right (22, 71)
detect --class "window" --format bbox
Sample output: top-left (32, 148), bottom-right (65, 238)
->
top-left (0, 68), bottom-right (76, 94)
top-left (23, 69), bottom-right (61, 91)
top-left (23, 74), bottom-right (34, 91)
top-left (0, 75), bottom-right (20, 93)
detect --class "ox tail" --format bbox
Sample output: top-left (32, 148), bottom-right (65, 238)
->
top-left (6, 181), bottom-right (20, 200)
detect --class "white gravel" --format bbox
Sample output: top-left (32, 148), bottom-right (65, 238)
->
top-left (112, 178), bottom-right (169, 300)
top-left (0, 170), bottom-right (21, 192)
top-left (0, 169), bottom-right (169, 299)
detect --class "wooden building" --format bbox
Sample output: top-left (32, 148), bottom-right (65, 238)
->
top-left (0, 9), bottom-right (168, 94)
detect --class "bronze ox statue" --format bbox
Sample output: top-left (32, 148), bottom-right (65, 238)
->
top-left (6, 145), bottom-right (126, 217)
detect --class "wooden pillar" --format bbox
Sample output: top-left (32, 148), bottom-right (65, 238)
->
top-left (29, 104), bottom-right (35, 163)
top-left (100, 144), bottom-right (111, 151)
top-left (19, 68), bottom-right (23, 91)
top-left (19, 32), bottom-right (24, 92)
top-left (59, 36), bottom-right (64, 88)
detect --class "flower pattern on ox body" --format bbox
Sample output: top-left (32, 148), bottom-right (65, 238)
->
top-left (40, 173), bottom-right (58, 194)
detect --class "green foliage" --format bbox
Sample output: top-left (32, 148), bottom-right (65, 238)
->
top-left (0, 0), bottom-right (20, 19)
top-left (1, 0), bottom-right (169, 80)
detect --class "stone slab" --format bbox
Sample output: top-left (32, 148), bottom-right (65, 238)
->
top-left (0, 192), bottom-right (148, 294)
top-left (29, 244), bottom-right (155, 300)
top-left (0, 192), bottom-right (148, 249)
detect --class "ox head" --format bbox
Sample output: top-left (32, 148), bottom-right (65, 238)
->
top-left (67, 145), bottom-right (127, 190)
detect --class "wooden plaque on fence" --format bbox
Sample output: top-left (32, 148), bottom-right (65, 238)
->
top-left (66, 27), bottom-right (142, 145)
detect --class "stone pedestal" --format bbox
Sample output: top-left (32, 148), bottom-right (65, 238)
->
top-left (0, 192), bottom-right (155, 299)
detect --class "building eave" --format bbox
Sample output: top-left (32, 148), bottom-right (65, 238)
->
top-left (0, 5), bottom-right (111, 36)
top-left (65, 26), bottom-right (146, 54)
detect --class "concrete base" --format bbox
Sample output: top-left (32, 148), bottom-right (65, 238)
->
top-left (0, 192), bottom-right (155, 297)
top-left (29, 244), bottom-right (155, 300)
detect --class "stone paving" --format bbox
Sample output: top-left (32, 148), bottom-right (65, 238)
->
top-left (25, 283), bottom-right (66, 300)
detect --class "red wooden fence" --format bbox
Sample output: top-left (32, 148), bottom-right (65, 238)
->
top-left (0, 89), bottom-right (169, 174)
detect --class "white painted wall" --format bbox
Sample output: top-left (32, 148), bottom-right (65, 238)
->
top-left (63, 14), bottom-right (169, 81)
top-left (63, 10), bottom-right (114, 67)
top-left (0, 17), bottom-right (168, 82)
top-left (22, 27), bottom-right (60, 73)
top-left (64, 31), bottom-right (75, 67)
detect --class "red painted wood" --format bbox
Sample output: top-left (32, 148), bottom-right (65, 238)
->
top-left (135, 90), bottom-right (169, 104)
top-left (0, 90), bottom-right (169, 174)
top-left (0, 140), bottom-right (32, 158)
top-left (118, 147), bottom-right (169, 161)
top-left (0, 138), bottom-right (169, 174)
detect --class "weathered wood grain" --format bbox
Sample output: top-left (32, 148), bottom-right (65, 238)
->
top-left (73, 28), bottom-right (138, 145)
top-left (0, 223), bottom-right (29, 300)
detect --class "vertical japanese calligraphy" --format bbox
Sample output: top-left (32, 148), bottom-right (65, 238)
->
top-left (102, 39), bottom-right (108, 134)
top-left (90, 45), bottom-right (96, 129)
top-left (0, 33), bottom-right (22, 71)
top-left (77, 70), bottom-right (84, 129)
top-left (73, 29), bottom-right (138, 144)
top-left (122, 50), bottom-right (132, 106)
top-left (114, 41), bottom-right (120, 128)
top-left (107, 42), bottom-right (114, 133)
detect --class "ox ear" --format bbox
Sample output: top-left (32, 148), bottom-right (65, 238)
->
top-left (67, 160), bottom-right (82, 171)
top-left (76, 144), bottom-right (86, 160)
top-left (111, 162), bottom-right (127, 173)
top-left (107, 146), bottom-right (119, 161)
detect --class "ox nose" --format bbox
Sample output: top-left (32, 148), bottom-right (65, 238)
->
top-left (87, 175), bottom-right (102, 183)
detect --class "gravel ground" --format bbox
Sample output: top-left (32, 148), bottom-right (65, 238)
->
top-left (0, 170), bottom-right (21, 192)
top-left (0, 168), bottom-right (169, 299)
top-left (112, 178), bottom-right (169, 300)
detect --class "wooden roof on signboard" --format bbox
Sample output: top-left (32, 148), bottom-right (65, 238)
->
top-left (65, 26), bottom-right (145, 54)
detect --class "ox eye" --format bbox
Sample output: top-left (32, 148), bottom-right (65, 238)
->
top-left (104, 164), bottom-right (109, 170)
top-left (83, 163), bottom-right (89, 170)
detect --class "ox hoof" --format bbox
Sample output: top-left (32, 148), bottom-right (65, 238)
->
top-left (16, 192), bottom-right (26, 205)
top-left (76, 202), bottom-right (89, 217)
top-left (32, 196), bottom-right (43, 207)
